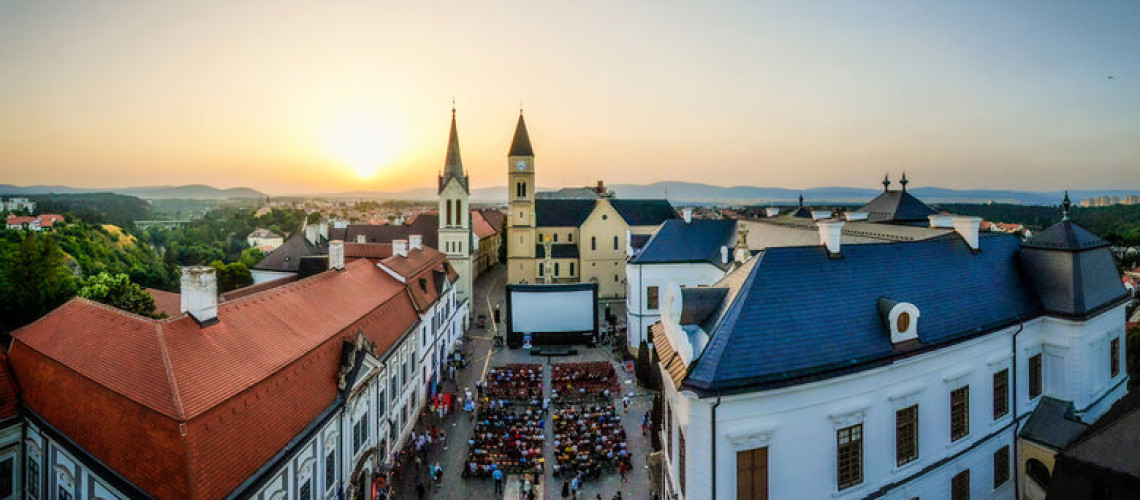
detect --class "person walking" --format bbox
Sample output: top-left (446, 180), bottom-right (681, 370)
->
top-left (492, 468), bottom-right (504, 494)
top-left (618, 461), bottom-right (629, 482)
top-left (561, 480), bottom-right (570, 499)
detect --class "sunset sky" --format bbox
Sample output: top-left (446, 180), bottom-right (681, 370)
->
top-left (1, 1), bottom-right (1138, 194)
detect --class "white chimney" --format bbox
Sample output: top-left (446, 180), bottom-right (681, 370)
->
top-left (845, 212), bottom-right (869, 222)
top-left (817, 220), bottom-right (845, 254)
top-left (682, 208), bottom-right (693, 224)
top-left (393, 239), bottom-right (409, 258)
top-left (328, 240), bottom-right (345, 270)
top-left (409, 234), bottom-right (423, 251)
top-left (318, 220), bottom-right (329, 240)
top-left (765, 207), bottom-right (780, 218)
top-left (356, 234), bottom-right (367, 243)
top-left (811, 210), bottom-right (832, 221)
top-left (952, 216), bottom-right (982, 250)
top-left (180, 266), bottom-right (218, 324)
top-left (720, 245), bottom-right (729, 264)
top-left (305, 224), bottom-right (320, 246)
top-left (928, 214), bottom-right (954, 228)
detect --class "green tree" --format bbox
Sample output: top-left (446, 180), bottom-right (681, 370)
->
top-left (238, 247), bottom-right (265, 268)
top-left (0, 233), bottom-right (78, 332)
top-left (210, 260), bottom-right (253, 293)
top-left (77, 272), bottom-right (157, 317)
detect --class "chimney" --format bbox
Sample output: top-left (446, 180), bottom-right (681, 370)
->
top-left (952, 216), bottom-right (982, 250)
top-left (318, 220), bottom-right (328, 241)
top-left (305, 223), bottom-right (320, 246)
top-left (928, 214), bottom-right (954, 228)
top-left (720, 245), bottom-right (729, 264)
top-left (328, 240), bottom-right (345, 270)
top-left (596, 180), bottom-right (605, 194)
top-left (682, 208), bottom-right (693, 224)
top-left (180, 266), bottom-right (218, 324)
top-left (811, 210), bottom-right (833, 221)
top-left (845, 212), bottom-right (868, 222)
top-left (393, 239), bottom-right (409, 258)
top-left (765, 207), bottom-right (780, 218)
top-left (817, 220), bottom-right (845, 254)
top-left (409, 234), bottom-right (423, 250)
top-left (356, 234), bottom-right (367, 243)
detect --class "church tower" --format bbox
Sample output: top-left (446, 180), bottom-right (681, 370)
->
top-left (438, 106), bottom-right (473, 304)
top-left (506, 110), bottom-right (537, 285)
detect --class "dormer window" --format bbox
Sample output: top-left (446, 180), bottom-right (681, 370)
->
top-left (879, 298), bottom-right (920, 344)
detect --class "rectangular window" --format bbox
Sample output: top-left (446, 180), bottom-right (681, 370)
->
top-left (0, 458), bottom-right (11, 497)
top-left (353, 419), bottom-right (364, 453)
top-left (736, 447), bottom-right (769, 500)
top-left (58, 487), bottom-right (72, 500)
top-left (326, 450), bottom-right (336, 491)
top-left (666, 403), bottom-right (673, 459)
top-left (951, 386), bottom-right (970, 442)
top-left (1111, 338), bottom-right (1120, 378)
top-left (647, 286), bottom-right (660, 310)
top-left (993, 446), bottom-right (1010, 489)
top-left (378, 389), bottom-right (386, 419)
top-left (614, 235), bottom-right (619, 250)
top-left (895, 405), bottom-right (918, 466)
top-left (569, 233), bottom-right (573, 242)
top-left (951, 470), bottom-right (970, 500)
top-left (554, 233), bottom-right (558, 242)
top-left (570, 262), bottom-right (575, 276)
top-left (538, 263), bottom-right (544, 277)
top-left (300, 479), bottom-right (312, 500)
top-left (837, 424), bottom-right (863, 490)
top-left (554, 262), bottom-right (560, 276)
top-left (1029, 354), bottom-right (1042, 399)
top-left (591, 236), bottom-right (596, 251)
top-left (993, 369), bottom-right (1009, 420)
top-left (679, 431), bottom-right (687, 497)
top-left (27, 458), bottom-right (38, 498)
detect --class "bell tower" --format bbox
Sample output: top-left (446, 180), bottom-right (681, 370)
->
top-left (507, 110), bottom-right (537, 285)
top-left (438, 105), bottom-right (473, 304)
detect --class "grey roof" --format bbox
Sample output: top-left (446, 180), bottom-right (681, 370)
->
top-left (857, 189), bottom-right (938, 222)
top-left (1019, 397), bottom-right (1090, 450)
top-left (1020, 220), bottom-right (1128, 318)
top-left (439, 109), bottom-right (468, 193)
top-left (536, 199), bottom-right (596, 227)
top-left (1023, 220), bottom-right (1110, 250)
top-left (253, 232), bottom-right (326, 272)
top-left (610, 199), bottom-right (677, 226)
top-left (680, 287), bottom-right (728, 325)
top-left (328, 217), bottom-right (440, 250)
top-left (685, 234), bottom-right (1044, 392)
top-left (1057, 391), bottom-right (1140, 478)
top-left (631, 219), bottom-right (738, 270)
top-left (535, 243), bottom-right (579, 259)
top-left (536, 187), bottom-right (601, 200)
top-left (509, 113), bottom-right (534, 157)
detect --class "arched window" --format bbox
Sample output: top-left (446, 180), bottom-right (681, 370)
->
top-left (456, 200), bottom-right (463, 225)
top-left (446, 200), bottom-right (453, 226)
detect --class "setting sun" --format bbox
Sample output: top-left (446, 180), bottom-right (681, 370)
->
top-left (323, 112), bottom-right (404, 178)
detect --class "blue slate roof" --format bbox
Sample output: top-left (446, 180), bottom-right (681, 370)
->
top-left (1023, 220), bottom-right (1109, 250)
top-left (858, 190), bottom-right (938, 222)
top-left (630, 219), bottom-right (737, 270)
top-left (611, 199), bottom-right (677, 226)
top-left (1020, 220), bottom-right (1128, 318)
top-left (685, 234), bottom-right (1044, 392)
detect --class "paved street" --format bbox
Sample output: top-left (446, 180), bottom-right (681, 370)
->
top-left (393, 264), bottom-right (655, 500)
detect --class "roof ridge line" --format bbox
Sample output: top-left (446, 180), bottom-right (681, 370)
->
top-left (153, 322), bottom-right (188, 421)
top-left (225, 259), bottom-right (369, 308)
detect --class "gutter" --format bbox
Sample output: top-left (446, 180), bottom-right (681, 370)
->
top-left (711, 395), bottom-right (722, 500)
top-left (1011, 319), bottom-right (1025, 500)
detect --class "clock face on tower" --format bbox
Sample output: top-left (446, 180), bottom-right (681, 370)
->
top-left (516, 161), bottom-right (526, 171)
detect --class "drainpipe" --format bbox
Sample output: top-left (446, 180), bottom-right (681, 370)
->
top-left (1010, 319), bottom-right (1025, 500)
top-left (711, 395), bottom-right (722, 500)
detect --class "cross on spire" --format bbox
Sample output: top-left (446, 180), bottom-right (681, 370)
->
top-left (1062, 191), bottom-right (1072, 221)
top-left (900, 172), bottom-right (909, 193)
top-left (882, 174), bottom-right (891, 192)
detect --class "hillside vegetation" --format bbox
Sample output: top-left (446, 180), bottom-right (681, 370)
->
top-left (942, 203), bottom-right (1140, 247)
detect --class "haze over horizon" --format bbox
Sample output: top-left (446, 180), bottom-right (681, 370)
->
top-left (2, 1), bottom-right (1139, 194)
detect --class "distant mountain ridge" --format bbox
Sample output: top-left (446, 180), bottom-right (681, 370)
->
top-left (0, 184), bottom-right (265, 200)
top-left (327, 182), bottom-right (1139, 206)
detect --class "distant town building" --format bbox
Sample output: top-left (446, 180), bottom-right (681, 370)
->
top-left (1079, 194), bottom-right (1140, 207)
top-left (5, 213), bottom-right (63, 231)
top-left (2, 197), bottom-right (36, 213)
top-left (245, 228), bottom-right (284, 251)
top-left (650, 190), bottom-right (1130, 500)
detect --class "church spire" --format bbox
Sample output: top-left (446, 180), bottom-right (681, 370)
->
top-left (882, 173), bottom-right (891, 192)
top-left (900, 171), bottom-right (908, 193)
top-left (509, 109), bottom-right (534, 157)
top-left (1062, 190), bottom-right (1072, 221)
top-left (440, 104), bottom-right (468, 194)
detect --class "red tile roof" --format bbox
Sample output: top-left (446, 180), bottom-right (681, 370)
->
top-left (9, 259), bottom-right (420, 499)
top-left (6, 215), bottom-right (36, 226)
top-left (147, 288), bottom-right (183, 317)
top-left (345, 242), bottom-right (392, 261)
top-left (472, 211), bottom-right (498, 239)
top-left (38, 214), bottom-right (64, 228)
top-left (379, 247), bottom-right (457, 313)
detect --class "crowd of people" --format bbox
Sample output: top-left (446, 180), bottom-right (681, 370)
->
top-left (463, 364), bottom-right (547, 479)
top-left (551, 361), bottom-right (619, 404)
top-left (551, 402), bottom-right (630, 480)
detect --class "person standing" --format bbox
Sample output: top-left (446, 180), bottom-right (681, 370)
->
top-left (492, 468), bottom-right (503, 493)
top-left (415, 483), bottom-right (425, 500)
top-left (561, 480), bottom-right (570, 499)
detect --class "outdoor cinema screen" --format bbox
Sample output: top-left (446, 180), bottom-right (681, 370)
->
top-left (509, 286), bottom-right (595, 333)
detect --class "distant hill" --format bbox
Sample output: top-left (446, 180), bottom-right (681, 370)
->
top-left (0, 184), bottom-right (265, 200)
top-left (326, 182), bottom-right (1139, 206)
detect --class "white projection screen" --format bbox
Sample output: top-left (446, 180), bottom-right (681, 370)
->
top-left (507, 283), bottom-right (598, 346)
